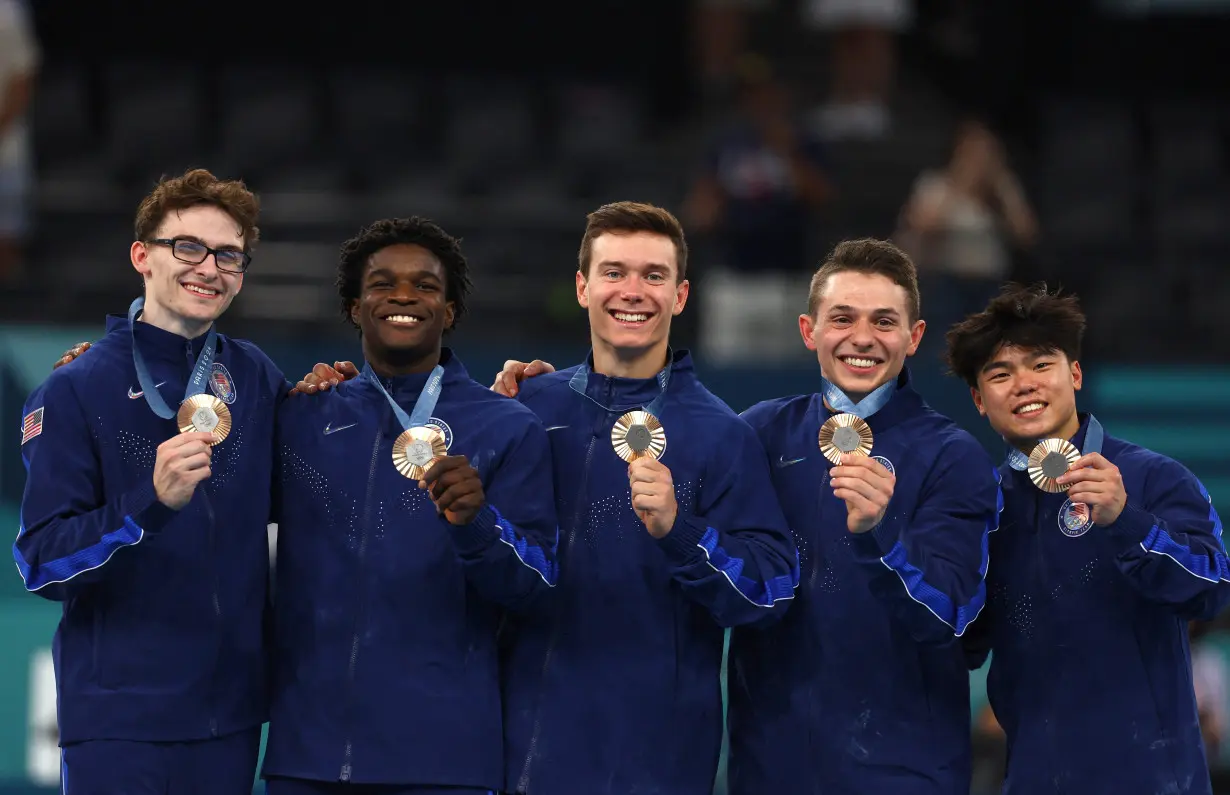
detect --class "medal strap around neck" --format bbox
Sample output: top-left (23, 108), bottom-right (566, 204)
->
top-left (128, 296), bottom-right (218, 420)
top-left (1005, 415), bottom-right (1104, 471)
top-left (568, 357), bottom-right (672, 417)
top-left (364, 363), bottom-right (445, 432)
top-left (821, 376), bottom-right (895, 420)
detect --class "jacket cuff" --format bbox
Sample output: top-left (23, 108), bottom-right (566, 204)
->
top-left (122, 479), bottom-right (177, 535)
top-left (848, 517), bottom-right (898, 561)
top-left (450, 504), bottom-right (502, 556)
top-left (655, 515), bottom-right (709, 565)
top-left (1104, 502), bottom-right (1156, 552)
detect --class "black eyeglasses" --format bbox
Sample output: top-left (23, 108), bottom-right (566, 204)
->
top-left (147, 237), bottom-right (252, 274)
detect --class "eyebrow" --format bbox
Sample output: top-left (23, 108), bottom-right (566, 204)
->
top-left (597, 260), bottom-right (672, 272)
top-left (365, 267), bottom-right (442, 281)
top-left (174, 234), bottom-right (243, 252)
top-left (980, 350), bottom-right (1055, 374)
top-left (828, 304), bottom-right (901, 317)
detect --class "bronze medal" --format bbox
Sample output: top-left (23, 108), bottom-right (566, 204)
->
top-left (818, 412), bottom-right (873, 465)
top-left (611, 410), bottom-right (667, 463)
top-left (392, 425), bottom-right (447, 480)
top-left (176, 394), bottom-right (232, 446)
top-left (1027, 437), bottom-right (1080, 493)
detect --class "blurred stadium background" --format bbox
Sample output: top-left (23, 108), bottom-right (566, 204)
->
top-left (1, 0), bottom-right (1228, 792)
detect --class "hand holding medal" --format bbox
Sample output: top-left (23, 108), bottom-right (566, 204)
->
top-left (419, 454), bottom-right (486, 525)
top-left (822, 414), bottom-right (895, 535)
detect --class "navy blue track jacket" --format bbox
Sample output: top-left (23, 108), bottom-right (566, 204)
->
top-left (501, 350), bottom-right (799, 795)
top-left (263, 349), bottom-right (559, 789)
top-left (965, 414), bottom-right (1230, 794)
top-left (729, 370), bottom-right (1002, 795)
top-left (15, 315), bottom-right (286, 743)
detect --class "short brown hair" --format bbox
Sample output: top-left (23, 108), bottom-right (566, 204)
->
top-left (945, 282), bottom-right (1086, 388)
top-left (577, 201), bottom-right (689, 281)
top-left (806, 238), bottom-right (921, 322)
top-left (133, 168), bottom-right (261, 251)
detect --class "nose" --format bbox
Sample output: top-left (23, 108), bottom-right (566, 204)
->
top-left (388, 281), bottom-right (418, 304)
top-left (193, 254), bottom-right (221, 281)
top-left (848, 317), bottom-right (875, 347)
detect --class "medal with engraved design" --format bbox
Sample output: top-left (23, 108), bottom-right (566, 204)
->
top-left (1027, 437), bottom-right (1080, 493)
top-left (612, 410), bottom-right (667, 463)
top-left (392, 426), bottom-right (447, 480)
top-left (818, 412), bottom-right (873, 465)
top-left (176, 394), bottom-right (232, 446)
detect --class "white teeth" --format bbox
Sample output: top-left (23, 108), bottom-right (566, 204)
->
top-left (614, 312), bottom-right (649, 323)
top-left (842, 357), bottom-right (878, 368)
top-left (1015, 402), bottom-right (1045, 414)
top-left (183, 284), bottom-right (219, 296)
top-left (385, 315), bottom-right (421, 324)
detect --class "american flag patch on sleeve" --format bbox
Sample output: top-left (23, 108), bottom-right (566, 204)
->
top-left (21, 408), bottom-right (44, 445)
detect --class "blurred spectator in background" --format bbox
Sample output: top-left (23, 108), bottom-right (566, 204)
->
top-left (1192, 620), bottom-right (1230, 763)
top-left (692, 0), bottom-right (770, 106)
top-left (0, 0), bottom-right (38, 285)
top-left (895, 119), bottom-right (1036, 365)
top-left (685, 54), bottom-right (833, 364)
top-left (803, 0), bottom-right (913, 139)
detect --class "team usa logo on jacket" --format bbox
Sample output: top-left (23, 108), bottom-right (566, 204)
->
top-left (872, 455), bottom-right (895, 476)
top-left (1059, 499), bottom-right (1093, 537)
top-left (209, 363), bottom-right (236, 404)
top-left (425, 417), bottom-right (453, 451)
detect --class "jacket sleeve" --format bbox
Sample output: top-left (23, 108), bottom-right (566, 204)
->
top-left (655, 420), bottom-right (799, 628)
top-left (848, 440), bottom-right (1001, 645)
top-left (14, 376), bottom-right (178, 601)
top-left (447, 416), bottom-right (560, 613)
top-left (1104, 458), bottom-right (1230, 619)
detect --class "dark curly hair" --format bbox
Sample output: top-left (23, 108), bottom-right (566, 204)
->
top-left (337, 217), bottom-right (472, 331)
top-left (945, 282), bottom-right (1086, 388)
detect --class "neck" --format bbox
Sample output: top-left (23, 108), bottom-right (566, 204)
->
top-left (365, 343), bottom-right (442, 378)
top-left (137, 300), bottom-right (211, 340)
top-left (591, 336), bottom-right (670, 379)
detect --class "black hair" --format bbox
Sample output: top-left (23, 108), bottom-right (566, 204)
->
top-left (945, 282), bottom-right (1086, 388)
top-left (337, 217), bottom-right (472, 330)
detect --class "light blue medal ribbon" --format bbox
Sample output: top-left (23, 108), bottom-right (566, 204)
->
top-left (820, 375), bottom-right (895, 420)
top-left (570, 357), bottom-right (673, 461)
top-left (364, 362), bottom-right (446, 435)
top-left (568, 360), bottom-right (672, 417)
top-left (1004, 415), bottom-right (1104, 471)
top-left (128, 297), bottom-right (219, 420)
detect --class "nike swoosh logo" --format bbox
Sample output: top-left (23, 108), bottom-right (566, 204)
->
top-left (544, 425), bottom-right (569, 432)
top-left (323, 423), bottom-right (356, 436)
top-left (776, 456), bottom-right (807, 468)
top-left (128, 382), bottom-right (167, 399)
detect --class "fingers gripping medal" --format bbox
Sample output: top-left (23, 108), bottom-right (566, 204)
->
top-left (177, 394), bottom-right (232, 446)
top-left (1027, 438), bottom-right (1080, 493)
top-left (818, 413), bottom-right (874, 466)
top-left (612, 410), bottom-right (666, 462)
top-left (393, 426), bottom-right (447, 480)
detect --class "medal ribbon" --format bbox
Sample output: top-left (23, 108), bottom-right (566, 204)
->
top-left (820, 376), bottom-right (895, 419)
top-left (1004, 415), bottom-right (1104, 471)
top-left (569, 357), bottom-right (672, 418)
top-left (128, 297), bottom-right (219, 420)
top-left (364, 362), bottom-right (445, 433)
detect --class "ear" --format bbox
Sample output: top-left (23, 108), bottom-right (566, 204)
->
top-left (348, 298), bottom-right (361, 328)
top-left (1070, 359), bottom-right (1083, 392)
top-left (575, 270), bottom-right (589, 309)
top-left (131, 241), bottom-right (152, 279)
top-left (798, 313), bottom-right (818, 351)
top-left (970, 386), bottom-right (987, 416)
top-left (671, 279), bottom-right (690, 316)
top-left (906, 319), bottom-right (926, 357)
top-left (444, 301), bottom-right (456, 330)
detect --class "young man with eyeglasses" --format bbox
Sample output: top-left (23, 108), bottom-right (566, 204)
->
top-left (17, 168), bottom-right (287, 794)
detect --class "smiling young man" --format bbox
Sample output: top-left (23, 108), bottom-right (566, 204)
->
top-left (260, 217), bottom-right (560, 795)
top-left (710, 237), bottom-right (1000, 795)
top-left (16, 169), bottom-right (286, 794)
top-left (948, 283), bottom-right (1230, 795)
